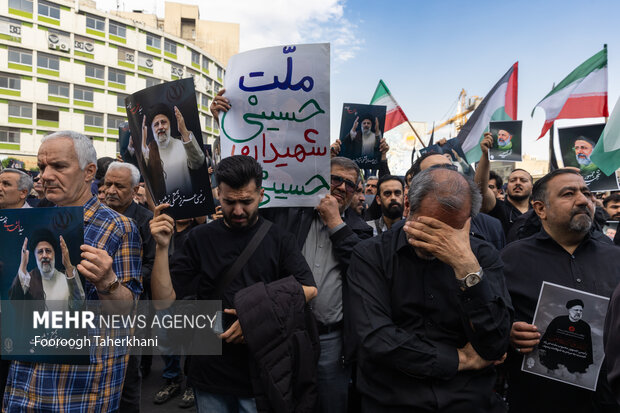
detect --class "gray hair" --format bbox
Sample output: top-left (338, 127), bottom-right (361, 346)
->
top-left (408, 168), bottom-right (482, 219)
top-left (331, 156), bottom-right (360, 182)
top-left (106, 161), bottom-right (141, 187)
top-left (0, 168), bottom-right (33, 193)
top-left (42, 131), bottom-right (97, 171)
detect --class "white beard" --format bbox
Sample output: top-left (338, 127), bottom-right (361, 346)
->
top-left (155, 128), bottom-right (172, 149)
top-left (37, 257), bottom-right (56, 280)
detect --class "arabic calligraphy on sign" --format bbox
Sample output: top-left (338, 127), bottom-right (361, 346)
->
top-left (220, 43), bottom-right (330, 208)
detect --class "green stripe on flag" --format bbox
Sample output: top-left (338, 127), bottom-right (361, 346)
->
top-left (591, 96), bottom-right (620, 175)
top-left (532, 47), bottom-right (607, 116)
top-left (370, 80), bottom-right (390, 104)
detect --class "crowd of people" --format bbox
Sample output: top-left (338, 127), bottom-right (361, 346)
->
top-left (1, 93), bottom-right (620, 412)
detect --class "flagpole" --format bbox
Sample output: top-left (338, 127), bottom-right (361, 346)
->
top-left (406, 120), bottom-right (426, 148)
top-left (548, 82), bottom-right (558, 172)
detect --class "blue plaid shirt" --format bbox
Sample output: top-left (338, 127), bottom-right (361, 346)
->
top-left (3, 197), bottom-right (143, 412)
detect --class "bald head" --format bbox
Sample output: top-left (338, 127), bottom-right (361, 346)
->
top-left (408, 168), bottom-right (481, 229)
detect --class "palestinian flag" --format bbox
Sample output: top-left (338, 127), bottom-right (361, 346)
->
top-left (590, 95), bottom-right (620, 175)
top-left (456, 62), bottom-right (518, 162)
top-left (370, 80), bottom-right (409, 131)
top-left (533, 47), bottom-right (608, 139)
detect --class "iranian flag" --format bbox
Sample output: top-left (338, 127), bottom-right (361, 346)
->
top-left (456, 62), bottom-right (518, 162)
top-left (370, 80), bottom-right (409, 131)
top-left (590, 96), bottom-right (620, 175)
top-left (533, 47), bottom-right (608, 139)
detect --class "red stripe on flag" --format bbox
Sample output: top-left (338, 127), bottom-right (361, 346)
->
top-left (504, 62), bottom-right (518, 119)
top-left (385, 108), bottom-right (408, 131)
top-left (556, 94), bottom-right (609, 119)
top-left (536, 94), bottom-right (608, 139)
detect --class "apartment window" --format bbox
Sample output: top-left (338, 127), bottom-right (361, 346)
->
top-left (48, 81), bottom-right (69, 97)
top-left (201, 94), bottom-right (208, 107)
top-left (37, 107), bottom-right (59, 122)
top-left (109, 21), bottom-right (126, 38)
top-left (0, 74), bottom-right (20, 90)
top-left (191, 51), bottom-right (200, 65)
top-left (217, 67), bottom-right (223, 79)
top-left (202, 56), bottom-right (210, 70)
top-left (117, 94), bottom-right (128, 107)
top-left (85, 14), bottom-right (105, 32)
top-left (118, 47), bottom-right (134, 63)
top-left (9, 101), bottom-right (32, 118)
top-left (171, 65), bottom-right (183, 78)
top-left (204, 115), bottom-right (212, 129)
top-left (8, 0), bottom-right (32, 13)
top-left (0, 128), bottom-right (19, 143)
top-left (38, 1), bottom-right (60, 19)
top-left (74, 86), bottom-right (93, 102)
top-left (107, 115), bottom-right (125, 129)
top-left (145, 77), bottom-right (159, 88)
top-left (164, 39), bottom-right (176, 55)
top-left (8, 48), bottom-right (32, 65)
top-left (37, 53), bottom-right (59, 71)
top-left (85, 63), bottom-right (104, 79)
top-left (146, 34), bottom-right (160, 49)
top-left (84, 112), bottom-right (103, 127)
top-left (108, 69), bottom-right (125, 85)
top-left (214, 84), bottom-right (220, 94)
top-left (205, 77), bottom-right (213, 91)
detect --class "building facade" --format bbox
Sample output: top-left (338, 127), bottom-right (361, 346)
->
top-left (0, 0), bottom-right (234, 167)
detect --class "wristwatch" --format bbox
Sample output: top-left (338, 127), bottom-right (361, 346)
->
top-left (97, 277), bottom-right (121, 295)
top-left (457, 268), bottom-right (483, 290)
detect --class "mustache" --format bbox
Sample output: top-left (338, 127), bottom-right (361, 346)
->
top-left (571, 206), bottom-right (591, 217)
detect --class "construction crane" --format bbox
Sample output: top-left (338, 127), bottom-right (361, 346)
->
top-left (427, 89), bottom-right (482, 137)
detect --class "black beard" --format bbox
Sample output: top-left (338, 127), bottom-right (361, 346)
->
top-left (508, 193), bottom-right (530, 202)
top-left (381, 203), bottom-right (404, 220)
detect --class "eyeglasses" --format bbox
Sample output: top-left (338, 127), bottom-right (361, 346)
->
top-left (33, 177), bottom-right (40, 182)
top-left (331, 175), bottom-right (357, 193)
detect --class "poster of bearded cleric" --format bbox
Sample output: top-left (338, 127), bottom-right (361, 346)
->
top-left (125, 78), bottom-right (215, 219)
top-left (0, 207), bottom-right (88, 363)
top-left (339, 103), bottom-right (386, 169)
top-left (521, 282), bottom-right (609, 390)
top-left (558, 124), bottom-right (620, 192)
top-left (488, 120), bottom-right (522, 162)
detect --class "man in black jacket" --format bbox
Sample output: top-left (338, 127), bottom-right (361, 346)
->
top-left (103, 161), bottom-right (155, 413)
top-left (150, 155), bottom-right (317, 413)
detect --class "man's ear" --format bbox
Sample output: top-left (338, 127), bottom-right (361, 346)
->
top-left (259, 187), bottom-right (264, 203)
top-left (132, 185), bottom-right (139, 197)
top-left (84, 163), bottom-right (97, 182)
top-left (19, 189), bottom-right (28, 201)
top-left (532, 200), bottom-right (547, 220)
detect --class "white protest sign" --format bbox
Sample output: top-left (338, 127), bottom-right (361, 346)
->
top-left (220, 43), bottom-right (330, 207)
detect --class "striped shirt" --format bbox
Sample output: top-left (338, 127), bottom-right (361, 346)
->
top-left (3, 197), bottom-right (142, 413)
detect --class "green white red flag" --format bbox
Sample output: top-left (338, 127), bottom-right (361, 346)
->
top-left (533, 47), bottom-right (609, 139)
top-left (456, 62), bottom-right (518, 162)
top-left (590, 96), bottom-right (620, 175)
top-left (370, 80), bottom-right (409, 131)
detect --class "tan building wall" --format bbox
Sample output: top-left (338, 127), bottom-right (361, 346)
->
top-left (196, 20), bottom-right (240, 67)
top-left (113, 2), bottom-right (239, 66)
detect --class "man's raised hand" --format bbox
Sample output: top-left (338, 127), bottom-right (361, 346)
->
top-left (150, 203), bottom-right (174, 248)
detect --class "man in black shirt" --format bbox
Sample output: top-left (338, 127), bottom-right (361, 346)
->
top-left (348, 167), bottom-right (512, 412)
top-left (503, 168), bottom-right (620, 413)
top-left (475, 132), bottom-right (532, 235)
top-left (149, 155), bottom-right (317, 413)
top-left (103, 161), bottom-right (155, 413)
